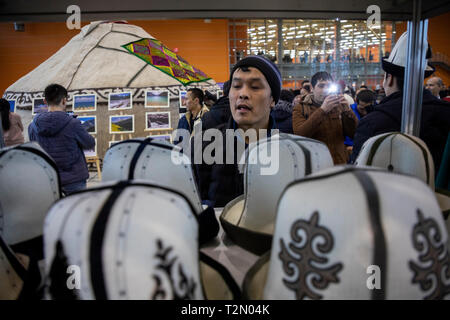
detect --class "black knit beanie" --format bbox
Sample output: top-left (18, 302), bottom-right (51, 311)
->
top-left (230, 55), bottom-right (282, 103)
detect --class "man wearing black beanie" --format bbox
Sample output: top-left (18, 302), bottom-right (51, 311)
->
top-left (192, 55), bottom-right (281, 208)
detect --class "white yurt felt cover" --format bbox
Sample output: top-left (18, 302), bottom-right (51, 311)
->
top-left (3, 21), bottom-right (217, 109)
top-left (0, 142), bottom-right (61, 256)
top-left (102, 137), bottom-right (203, 213)
top-left (243, 166), bottom-right (450, 300)
top-left (43, 180), bottom-right (240, 300)
top-left (220, 133), bottom-right (334, 255)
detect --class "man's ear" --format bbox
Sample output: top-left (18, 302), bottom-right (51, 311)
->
top-left (270, 97), bottom-right (275, 108)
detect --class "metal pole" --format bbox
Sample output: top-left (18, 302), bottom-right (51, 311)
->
top-left (401, 0), bottom-right (428, 136)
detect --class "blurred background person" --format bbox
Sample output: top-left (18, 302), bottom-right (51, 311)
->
top-left (0, 98), bottom-right (24, 147)
top-left (271, 89), bottom-right (295, 134)
top-left (203, 90), bottom-right (217, 108)
top-left (292, 71), bottom-right (358, 164)
top-left (425, 76), bottom-right (444, 99)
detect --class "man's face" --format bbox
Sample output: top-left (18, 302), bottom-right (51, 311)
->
top-left (186, 91), bottom-right (199, 111)
top-left (229, 67), bottom-right (275, 130)
top-left (425, 78), bottom-right (441, 97)
top-left (312, 79), bottom-right (332, 104)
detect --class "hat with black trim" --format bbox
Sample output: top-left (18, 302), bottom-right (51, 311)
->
top-left (243, 166), bottom-right (450, 299)
top-left (355, 132), bottom-right (449, 214)
top-left (220, 133), bottom-right (334, 255)
top-left (102, 138), bottom-right (202, 213)
top-left (103, 138), bottom-right (220, 243)
top-left (0, 142), bottom-right (61, 264)
top-left (43, 180), bottom-right (240, 300)
top-left (382, 32), bottom-right (435, 79)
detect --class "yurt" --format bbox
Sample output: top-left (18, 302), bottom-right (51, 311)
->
top-left (2, 21), bottom-right (218, 159)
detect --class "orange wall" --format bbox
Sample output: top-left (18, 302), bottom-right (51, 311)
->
top-left (0, 19), bottom-right (229, 95)
top-left (396, 12), bottom-right (450, 86)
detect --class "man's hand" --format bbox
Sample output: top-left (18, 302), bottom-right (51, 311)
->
top-left (320, 95), bottom-right (344, 113)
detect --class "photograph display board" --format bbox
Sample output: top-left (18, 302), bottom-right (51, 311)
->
top-left (146, 112), bottom-right (171, 131)
top-left (108, 92), bottom-right (132, 111)
top-left (145, 90), bottom-right (170, 108)
top-left (73, 94), bottom-right (97, 112)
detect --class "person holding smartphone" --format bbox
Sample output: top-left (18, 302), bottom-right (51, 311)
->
top-left (292, 71), bottom-right (359, 164)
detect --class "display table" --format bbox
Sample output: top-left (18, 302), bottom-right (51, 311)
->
top-left (200, 208), bottom-right (260, 288)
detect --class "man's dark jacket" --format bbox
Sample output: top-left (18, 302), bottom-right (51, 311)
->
top-left (271, 99), bottom-right (293, 134)
top-left (201, 96), bottom-right (231, 131)
top-left (28, 111), bottom-right (96, 186)
top-left (193, 116), bottom-right (278, 208)
top-left (351, 90), bottom-right (450, 172)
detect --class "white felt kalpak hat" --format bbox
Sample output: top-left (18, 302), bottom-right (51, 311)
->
top-left (43, 180), bottom-right (240, 300)
top-left (102, 138), bottom-right (202, 214)
top-left (243, 166), bottom-right (450, 300)
top-left (0, 142), bottom-right (61, 256)
top-left (355, 132), bottom-right (449, 214)
top-left (382, 31), bottom-right (434, 78)
top-left (220, 133), bottom-right (334, 255)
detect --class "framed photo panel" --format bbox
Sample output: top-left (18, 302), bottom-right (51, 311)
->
top-left (146, 112), bottom-right (171, 131)
top-left (8, 100), bottom-right (16, 113)
top-left (110, 115), bottom-right (134, 134)
top-left (145, 90), bottom-right (170, 108)
top-left (179, 91), bottom-right (187, 114)
top-left (73, 94), bottom-right (97, 112)
top-left (78, 116), bottom-right (97, 134)
top-left (83, 139), bottom-right (97, 157)
top-left (108, 92), bottom-right (132, 111)
top-left (32, 98), bottom-right (48, 115)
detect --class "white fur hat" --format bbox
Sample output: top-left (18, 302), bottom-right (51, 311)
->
top-left (43, 180), bottom-right (240, 300)
top-left (382, 32), bottom-right (434, 78)
top-left (243, 166), bottom-right (450, 299)
top-left (0, 142), bottom-right (61, 257)
top-left (102, 138), bottom-right (202, 214)
top-left (220, 133), bottom-right (334, 255)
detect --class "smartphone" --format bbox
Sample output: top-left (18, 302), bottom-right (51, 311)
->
top-left (326, 83), bottom-right (340, 95)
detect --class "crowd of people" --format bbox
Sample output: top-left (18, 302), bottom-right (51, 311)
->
top-left (0, 29), bottom-right (449, 301)
top-left (171, 35), bottom-right (449, 206)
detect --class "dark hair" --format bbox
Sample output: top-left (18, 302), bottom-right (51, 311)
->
top-left (311, 71), bottom-right (333, 88)
top-left (204, 90), bottom-right (217, 103)
top-left (293, 89), bottom-right (301, 96)
top-left (301, 80), bottom-right (310, 86)
top-left (360, 85), bottom-right (368, 89)
top-left (222, 80), bottom-right (231, 97)
top-left (279, 89), bottom-right (295, 103)
top-left (187, 88), bottom-right (204, 105)
top-left (44, 84), bottom-right (68, 106)
top-left (0, 98), bottom-right (11, 131)
top-left (356, 89), bottom-right (376, 104)
top-left (386, 73), bottom-right (404, 91)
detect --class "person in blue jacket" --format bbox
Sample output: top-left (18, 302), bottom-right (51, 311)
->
top-left (29, 84), bottom-right (95, 195)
